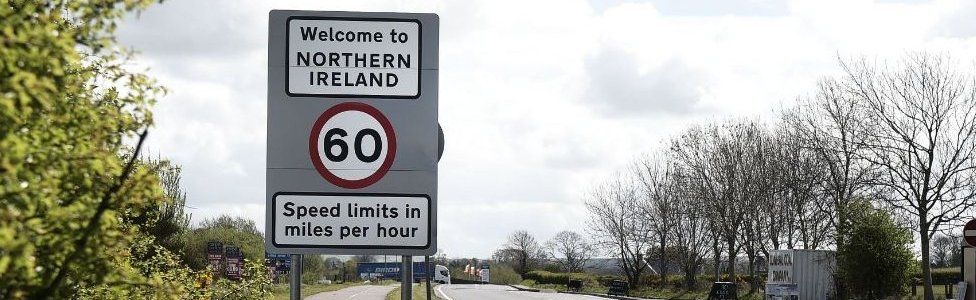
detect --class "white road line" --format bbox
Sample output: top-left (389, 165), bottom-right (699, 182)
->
top-left (435, 284), bottom-right (454, 300)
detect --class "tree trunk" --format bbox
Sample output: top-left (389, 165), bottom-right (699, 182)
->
top-left (727, 240), bottom-right (737, 280)
top-left (747, 251), bottom-right (756, 294)
top-left (712, 238), bottom-right (721, 281)
top-left (920, 221), bottom-right (934, 300)
top-left (659, 235), bottom-right (667, 288)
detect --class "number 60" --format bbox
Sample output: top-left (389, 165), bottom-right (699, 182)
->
top-left (323, 128), bottom-right (382, 163)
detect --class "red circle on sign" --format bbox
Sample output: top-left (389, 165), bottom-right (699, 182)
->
top-left (308, 102), bottom-right (397, 189)
top-left (965, 219), bottom-right (976, 247)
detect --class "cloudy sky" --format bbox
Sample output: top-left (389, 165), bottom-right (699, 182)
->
top-left (117, 0), bottom-right (976, 259)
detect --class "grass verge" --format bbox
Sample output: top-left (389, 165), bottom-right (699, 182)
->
top-left (518, 280), bottom-right (764, 300)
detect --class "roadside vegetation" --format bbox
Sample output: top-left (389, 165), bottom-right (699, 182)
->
top-left (0, 0), bottom-right (275, 298)
top-left (0, 1), bottom-right (333, 298)
top-left (484, 52), bottom-right (976, 300)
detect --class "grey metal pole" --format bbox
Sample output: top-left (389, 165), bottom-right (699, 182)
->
top-left (425, 256), bottom-right (432, 300)
top-left (290, 254), bottom-right (302, 300)
top-left (401, 256), bottom-right (413, 300)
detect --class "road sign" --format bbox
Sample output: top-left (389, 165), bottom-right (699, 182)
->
top-left (308, 102), bottom-right (396, 189)
top-left (708, 282), bottom-right (738, 300)
top-left (207, 241), bottom-right (223, 271)
top-left (266, 10), bottom-right (438, 256)
top-left (966, 219), bottom-right (976, 247)
top-left (479, 264), bottom-right (490, 283)
top-left (225, 246), bottom-right (243, 279)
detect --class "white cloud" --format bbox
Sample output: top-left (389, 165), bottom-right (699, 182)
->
top-left (118, 0), bottom-right (976, 258)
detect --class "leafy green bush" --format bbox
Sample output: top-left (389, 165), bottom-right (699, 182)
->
top-left (523, 271), bottom-right (601, 288)
top-left (913, 268), bottom-right (961, 285)
top-left (488, 264), bottom-right (523, 285)
top-left (837, 199), bottom-right (915, 299)
top-left (182, 216), bottom-right (266, 270)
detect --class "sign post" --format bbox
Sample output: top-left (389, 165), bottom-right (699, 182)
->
top-left (401, 256), bottom-right (413, 300)
top-left (290, 254), bottom-right (302, 300)
top-left (266, 10), bottom-right (439, 300)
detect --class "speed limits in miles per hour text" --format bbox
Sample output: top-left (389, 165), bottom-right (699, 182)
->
top-left (272, 193), bottom-right (430, 248)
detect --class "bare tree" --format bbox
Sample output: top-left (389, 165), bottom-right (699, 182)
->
top-left (672, 123), bottom-right (752, 279)
top-left (546, 231), bottom-right (595, 273)
top-left (773, 115), bottom-right (833, 250)
top-left (670, 166), bottom-right (711, 289)
top-left (789, 76), bottom-right (877, 245)
top-left (738, 121), bottom-right (776, 294)
top-left (634, 154), bottom-right (679, 287)
top-left (842, 53), bottom-right (976, 300)
top-left (497, 230), bottom-right (546, 276)
top-left (931, 233), bottom-right (959, 267)
top-left (585, 177), bottom-right (653, 287)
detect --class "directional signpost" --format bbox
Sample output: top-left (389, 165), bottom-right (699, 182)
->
top-left (266, 10), bottom-right (439, 300)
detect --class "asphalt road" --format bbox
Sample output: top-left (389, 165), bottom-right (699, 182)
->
top-left (436, 284), bottom-right (609, 300)
top-left (305, 284), bottom-right (397, 300)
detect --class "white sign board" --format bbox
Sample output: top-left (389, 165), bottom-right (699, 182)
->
top-left (267, 10), bottom-right (438, 256)
top-left (768, 250), bottom-right (793, 284)
top-left (287, 18), bottom-right (420, 98)
top-left (272, 193), bottom-right (430, 248)
top-left (480, 267), bottom-right (490, 283)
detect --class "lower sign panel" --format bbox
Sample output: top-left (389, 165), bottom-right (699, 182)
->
top-left (272, 193), bottom-right (430, 249)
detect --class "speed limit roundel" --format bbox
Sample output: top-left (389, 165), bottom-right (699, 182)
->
top-left (308, 102), bottom-right (396, 189)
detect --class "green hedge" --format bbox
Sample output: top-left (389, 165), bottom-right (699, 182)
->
top-left (912, 268), bottom-right (961, 285)
top-left (523, 271), bottom-right (600, 287)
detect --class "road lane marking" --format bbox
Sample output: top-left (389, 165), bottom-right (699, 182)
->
top-left (435, 284), bottom-right (454, 300)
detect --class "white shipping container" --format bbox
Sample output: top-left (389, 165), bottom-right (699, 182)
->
top-left (765, 250), bottom-right (836, 300)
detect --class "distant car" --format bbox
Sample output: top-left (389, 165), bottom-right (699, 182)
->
top-left (433, 265), bottom-right (451, 284)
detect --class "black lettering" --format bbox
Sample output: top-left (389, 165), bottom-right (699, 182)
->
top-left (354, 53), bottom-right (367, 67)
top-left (356, 31), bottom-right (372, 42)
top-left (300, 26), bottom-right (318, 41)
top-left (329, 53), bottom-right (340, 66)
top-left (296, 52), bottom-right (310, 66)
top-left (369, 73), bottom-right (382, 87)
top-left (398, 54), bottom-right (410, 68)
top-left (317, 72), bottom-right (328, 85)
top-left (285, 225), bottom-right (300, 236)
top-left (355, 73), bottom-right (367, 86)
top-left (331, 72), bottom-right (341, 86)
top-left (283, 201), bottom-right (295, 216)
top-left (370, 54), bottom-right (380, 68)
